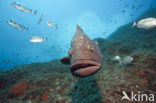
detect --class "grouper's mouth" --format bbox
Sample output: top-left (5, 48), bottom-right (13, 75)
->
top-left (70, 60), bottom-right (101, 77)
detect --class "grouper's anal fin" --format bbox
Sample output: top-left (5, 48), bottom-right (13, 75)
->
top-left (59, 56), bottom-right (70, 65)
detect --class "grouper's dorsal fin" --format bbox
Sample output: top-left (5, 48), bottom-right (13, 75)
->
top-left (76, 25), bottom-right (84, 34)
top-left (60, 56), bottom-right (70, 65)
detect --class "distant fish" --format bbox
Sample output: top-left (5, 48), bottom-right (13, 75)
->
top-left (30, 36), bottom-right (47, 43)
top-left (132, 17), bottom-right (156, 29)
top-left (47, 21), bottom-right (58, 29)
top-left (5, 60), bottom-right (11, 64)
top-left (150, 4), bottom-right (153, 9)
top-left (11, 2), bottom-right (37, 14)
top-left (7, 20), bottom-right (29, 31)
top-left (38, 15), bottom-right (43, 25)
top-left (121, 56), bottom-right (133, 64)
top-left (102, 31), bottom-right (107, 35)
top-left (111, 55), bottom-right (133, 65)
top-left (122, 10), bottom-right (126, 13)
top-left (2, 60), bottom-right (11, 64)
top-left (125, 4), bottom-right (129, 8)
top-left (111, 55), bottom-right (121, 62)
top-left (132, 5), bottom-right (135, 9)
top-left (139, 4), bottom-right (142, 8)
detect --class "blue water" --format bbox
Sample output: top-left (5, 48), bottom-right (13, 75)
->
top-left (0, 0), bottom-right (156, 70)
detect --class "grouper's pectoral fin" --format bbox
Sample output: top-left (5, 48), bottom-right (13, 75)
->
top-left (59, 57), bottom-right (70, 64)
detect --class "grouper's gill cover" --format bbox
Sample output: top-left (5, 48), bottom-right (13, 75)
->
top-left (60, 25), bottom-right (102, 77)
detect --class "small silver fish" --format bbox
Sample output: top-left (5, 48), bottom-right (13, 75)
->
top-left (132, 17), bottom-right (156, 29)
top-left (37, 15), bottom-right (43, 25)
top-left (7, 20), bottom-right (29, 31)
top-left (47, 21), bottom-right (58, 29)
top-left (111, 55), bottom-right (133, 65)
top-left (111, 55), bottom-right (121, 62)
top-left (121, 56), bottom-right (133, 64)
top-left (11, 2), bottom-right (37, 14)
top-left (30, 36), bottom-right (47, 43)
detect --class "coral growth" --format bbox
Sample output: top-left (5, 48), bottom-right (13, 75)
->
top-left (41, 90), bottom-right (49, 101)
top-left (10, 81), bottom-right (28, 97)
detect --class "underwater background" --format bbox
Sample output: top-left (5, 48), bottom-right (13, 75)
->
top-left (0, 0), bottom-right (156, 103)
top-left (0, 0), bottom-right (156, 70)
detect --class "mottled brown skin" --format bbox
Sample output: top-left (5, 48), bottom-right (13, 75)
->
top-left (60, 25), bottom-right (102, 77)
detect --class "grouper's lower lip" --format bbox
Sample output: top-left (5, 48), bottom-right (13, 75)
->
top-left (70, 60), bottom-right (101, 77)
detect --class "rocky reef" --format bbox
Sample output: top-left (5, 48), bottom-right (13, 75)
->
top-left (0, 9), bottom-right (156, 103)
